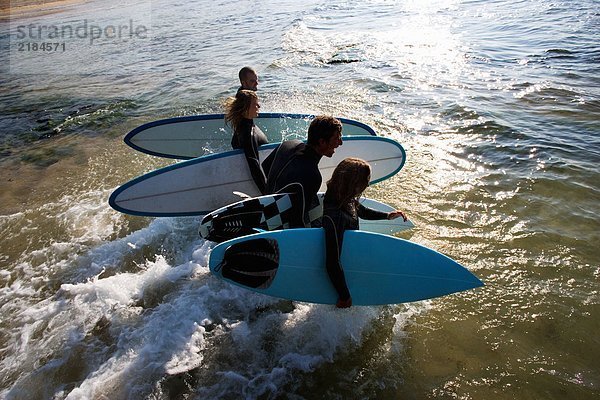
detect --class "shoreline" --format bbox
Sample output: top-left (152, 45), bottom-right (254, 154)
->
top-left (0, 0), bottom-right (85, 22)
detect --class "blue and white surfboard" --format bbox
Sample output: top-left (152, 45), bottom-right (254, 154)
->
top-left (209, 229), bottom-right (484, 305)
top-left (109, 136), bottom-right (406, 217)
top-left (125, 113), bottom-right (377, 159)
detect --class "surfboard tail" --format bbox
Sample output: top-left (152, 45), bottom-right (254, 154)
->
top-left (200, 212), bottom-right (264, 243)
top-left (216, 238), bottom-right (280, 289)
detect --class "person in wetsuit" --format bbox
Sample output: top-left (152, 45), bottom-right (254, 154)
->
top-left (224, 89), bottom-right (268, 194)
top-left (262, 115), bottom-right (343, 227)
top-left (322, 157), bottom-right (407, 308)
top-left (237, 66), bottom-right (258, 92)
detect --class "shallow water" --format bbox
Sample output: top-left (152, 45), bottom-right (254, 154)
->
top-left (0, 0), bottom-right (599, 398)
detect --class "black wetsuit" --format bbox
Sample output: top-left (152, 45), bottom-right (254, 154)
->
top-left (237, 86), bottom-right (256, 93)
top-left (322, 197), bottom-right (388, 301)
top-left (232, 118), bottom-right (268, 194)
top-left (262, 140), bottom-right (322, 227)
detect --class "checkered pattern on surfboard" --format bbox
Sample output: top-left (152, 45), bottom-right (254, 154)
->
top-left (201, 193), bottom-right (296, 241)
top-left (257, 194), bottom-right (294, 230)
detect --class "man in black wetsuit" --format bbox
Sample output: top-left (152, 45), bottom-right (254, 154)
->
top-left (238, 66), bottom-right (258, 92)
top-left (262, 115), bottom-right (343, 227)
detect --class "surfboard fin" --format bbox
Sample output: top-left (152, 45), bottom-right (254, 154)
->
top-left (201, 212), bottom-right (264, 243)
top-left (233, 191), bottom-right (251, 199)
top-left (219, 238), bottom-right (279, 289)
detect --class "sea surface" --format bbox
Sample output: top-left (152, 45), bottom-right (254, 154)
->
top-left (0, 0), bottom-right (599, 398)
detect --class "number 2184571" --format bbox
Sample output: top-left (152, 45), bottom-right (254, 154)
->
top-left (17, 42), bottom-right (66, 52)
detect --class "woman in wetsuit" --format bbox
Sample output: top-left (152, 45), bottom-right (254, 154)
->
top-left (224, 90), bottom-right (268, 194)
top-left (323, 158), bottom-right (407, 308)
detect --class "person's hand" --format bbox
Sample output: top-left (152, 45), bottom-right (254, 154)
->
top-left (336, 297), bottom-right (352, 308)
top-left (387, 210), bottom-right (407, 221)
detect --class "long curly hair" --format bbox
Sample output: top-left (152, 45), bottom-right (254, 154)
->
top-left (224, 90), bottom-right (257, 132)
top-left (325, 158), bottom-right (371, 215)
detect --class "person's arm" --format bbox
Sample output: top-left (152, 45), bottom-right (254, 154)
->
top-left (387, 210), bottom-right (407, 221)
top-left (356, 202), bottom-right (389, 220)
top-left (278, 182), bottom-right (306, 228)
top-left (240, 124), bottom-right (267, 194)
top-left (261, 148), bottom-right (274, 184)
top-left (285, 161), bottom-right (321, 227)
top-left (322, 211), bottom-right (351, 306)
top-left (302, 168), bottom-right (321, 221)
top-left (357, 202), bottom-right (407, 221)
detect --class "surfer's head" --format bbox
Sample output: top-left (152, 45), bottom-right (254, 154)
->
top-left (239, 66), bottom-right (258, 91)
top-left (308, 115), bottom-right (343, 157)
top-left (225, 90), bottom-right (260, 130)
top-left (326, 157), bottom-right (371, 207)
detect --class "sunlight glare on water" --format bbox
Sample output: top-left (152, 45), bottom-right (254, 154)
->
top-left (0, 0), bottom-right (599, 398)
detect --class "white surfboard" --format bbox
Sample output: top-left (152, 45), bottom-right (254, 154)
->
top-left (124, 113), bottom-right (376, 159)
top-left (209, 229), bottom-right (484, 305)
top-left (199, 192), bottom-right (414, 242)
top-left (109, 136), bottom-right (406, 217)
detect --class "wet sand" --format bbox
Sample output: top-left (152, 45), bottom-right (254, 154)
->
top-left (0, 0), bottom-right (85, 21)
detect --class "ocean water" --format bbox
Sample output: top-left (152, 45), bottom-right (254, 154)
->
top-left (0, 0), bottom-right (599, 398)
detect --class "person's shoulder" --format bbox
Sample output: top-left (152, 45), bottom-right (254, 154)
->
top-left (274, 139), bottom-right (304, 153)
top-left (282, 139), bottom-right (304, 148)
top-left (240, 118), bottom-right (254, 130)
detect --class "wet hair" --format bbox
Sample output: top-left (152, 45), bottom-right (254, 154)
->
top-left (239, 66), bottom-right (256, 83)
top-left (325, 157), bottom-right (371, 214)
top-left (307, 115), bottom-right (342, 146)
top-left (224, 90), bottom-right (257, 132)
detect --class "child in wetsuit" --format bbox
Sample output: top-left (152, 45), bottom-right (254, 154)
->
top-left (322, 157), bottom-right (407, 308)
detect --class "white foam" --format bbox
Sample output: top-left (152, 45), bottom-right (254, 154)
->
top-left (55, 189), bottom-right (124, 244)
top-left (3, 230), bottom-right (424, 400)
top-left (1, 186), bottom-right (422, 400)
